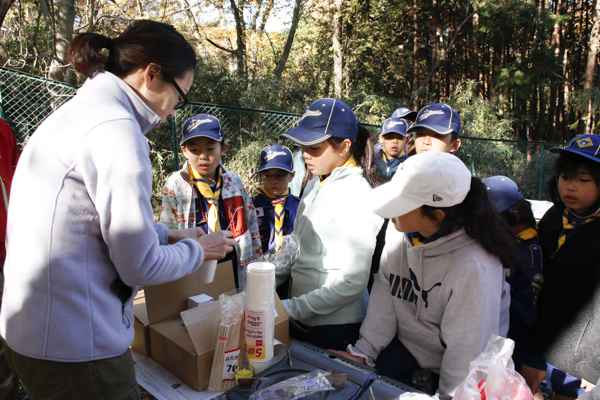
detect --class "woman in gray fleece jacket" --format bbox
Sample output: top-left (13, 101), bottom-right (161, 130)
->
top-left (0, 21), bottom-right (236, 399)
top-left (331, 152), bottom-right (517, 399)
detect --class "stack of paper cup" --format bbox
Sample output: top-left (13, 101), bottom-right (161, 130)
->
top-left (244, 262), bottom-right (275, 374)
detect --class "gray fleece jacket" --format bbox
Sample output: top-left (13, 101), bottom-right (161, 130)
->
top-left (349, 225), bottom-right (510, 399)
top-left (0, 71), bottom-right (204, 362)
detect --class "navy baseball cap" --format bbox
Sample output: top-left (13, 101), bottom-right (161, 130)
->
top-left (407, 103), bottom-right (461, 136)
top-left (180, 114), bottom-right (224, 145)
top-left (280, 98), bottom-right (358, 145)
top-left (483, 176), bottom-right (522, 213)
top-left (392, 107), bottom-right (418, 121)
top-left (258, 145), bottom-right (294, 173)
top-left (380, 117), bottom-right (409, 137)
top-left (550, 134), bottom-right (600, 164)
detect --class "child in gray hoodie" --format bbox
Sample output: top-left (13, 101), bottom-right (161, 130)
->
top-left (331, 151), bottom-right (517, 399)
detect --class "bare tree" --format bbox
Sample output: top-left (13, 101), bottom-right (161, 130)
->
top-left (584, 0), bottom-right (600, 133)
top-left (332, 0), bottom-right (343, 98)
top-left (273, 0), bottom-right (302, 78)
top-left (48, 0), bottom-right (75, 83)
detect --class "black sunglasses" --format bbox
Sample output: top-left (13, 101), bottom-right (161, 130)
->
top-left (162, 72), bottom-right (189, 110)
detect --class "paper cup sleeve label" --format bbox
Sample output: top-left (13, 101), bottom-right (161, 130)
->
top-left (222, 348), bottom-right (241, 381)
top-left (245, 308), bottom-right (267, 360)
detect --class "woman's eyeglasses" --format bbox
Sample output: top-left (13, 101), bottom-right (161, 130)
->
top-left (162, 72), bottom-right (189, 110)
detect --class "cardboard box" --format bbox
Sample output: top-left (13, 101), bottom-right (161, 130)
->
top-left (131, 290), bottom-right (151, 357)
top-left (187, 293), bottom-right (214, 309)
top-left (145, 261), bottom-right (289, 391)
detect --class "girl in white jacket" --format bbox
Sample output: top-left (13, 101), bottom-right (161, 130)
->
top-left (278, 98), bottom-right (384, 350)
top-left (331, 151), bottom-right (517, 399)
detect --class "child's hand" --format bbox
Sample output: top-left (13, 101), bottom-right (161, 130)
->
top-left (582, 379), bottom-right (597, 392)
top-left (167, 227), bottom-right (206, 244)
top-left (328, 349), bottom-right (367, 365)
top-left (197, 230), bottom-right (236, 260)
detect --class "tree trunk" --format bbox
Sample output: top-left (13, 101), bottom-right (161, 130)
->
top-left (273, 0), bottom-right (301, 78)
top-left (0, 0), bottom-right (16, 28)
top-left (471, 13), bottom-right (480, 92)
top-left (229, 0), bottom-right (247, 78)
top-left (584, 0), bottom-right (600, 133)
top-left (48, 0), bottom-right (75, 83)
top-left (332, 0), bottom-right (343, 98)
top-left (431, 0), bottom-right (441, 99)
top-left (412, 0), bottom-right (419, 107)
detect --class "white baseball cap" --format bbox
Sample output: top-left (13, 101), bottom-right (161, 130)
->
top-left (369, 151), bottom-right (472, 218)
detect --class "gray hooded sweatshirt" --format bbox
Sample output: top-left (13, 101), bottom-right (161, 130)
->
top-left (350, 224), bottom-right (510, 399)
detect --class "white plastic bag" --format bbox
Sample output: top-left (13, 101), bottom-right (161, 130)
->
top-left (453, 335), bottom-right (533, 400)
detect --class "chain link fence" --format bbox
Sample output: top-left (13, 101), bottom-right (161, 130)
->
top-left (0, 66), bottom-right (564, 210)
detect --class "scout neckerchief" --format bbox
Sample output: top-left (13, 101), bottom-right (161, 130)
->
top-left (189, 164), bottom-right (224, 233)
top-left (381, 147), bottom-right (405, 164)
top-left (556, 207), bottom-right (600, 251)
top-left (319, 155), bottom-right (358, 187)
top-left (408, 224), bottom-right (457, 247)
top-left (256, 186), bottom-right (291, 250)
top-left (516, 227), bottom-right (538, 243)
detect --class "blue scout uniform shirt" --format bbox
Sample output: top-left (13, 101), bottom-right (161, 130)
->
top-left (194, 184), bottom-right (240, 286)
top-left (252, 192), bottom-right (300, 253)
top-left (374, 143), bottom-right (407, 183)
top-left (507, 227), bottom-right (544, 334)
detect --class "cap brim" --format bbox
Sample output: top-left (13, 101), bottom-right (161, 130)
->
top-left (280, 125), bottom-right (331, 146)
top-left (180, 132), bottom-right (223, 145)
top-left (399, 111), bottom-right (418, 120)
top-left (257, 164), bottom-right (294, 173)
top-left (381, 130), bottom-right (408, 137)
top-left (549, 147), bottom-right (600, 164)
top-left (407, 123), bottom-right (454, 135)
top-left (368, 182), bottom-right (422, 219)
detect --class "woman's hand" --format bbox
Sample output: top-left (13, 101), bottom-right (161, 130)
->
top-left (167, 227), bottom-right (205, 244)
top-left (197, 230), bottom-right (237, 261)
top-left (328, 349), bottom-right (367, 365)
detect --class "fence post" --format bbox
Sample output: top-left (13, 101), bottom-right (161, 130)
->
top-left (172, 115), bottom-right (179, 171)
top-left (470, 139), bottom-right (476, 175)
top-left (538, 143), bottom-right (545, 200)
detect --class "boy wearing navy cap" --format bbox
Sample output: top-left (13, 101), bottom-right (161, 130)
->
top-left (408, 103), bottom-right (461, 154)
top-left (483, 175), bottom-right (544, 371)
top-left (252, 145), bottom-right (300, 254)
top-left (374, 117), bottom-right (410, 183)
top-left (160, 114), bottom-right (262, 288)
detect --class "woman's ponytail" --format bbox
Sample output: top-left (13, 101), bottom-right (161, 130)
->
top-left (66, 33), bottom-right (112, 78)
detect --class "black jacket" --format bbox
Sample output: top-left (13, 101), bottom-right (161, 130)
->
top-left (523, 205), bottom-right (600, 383)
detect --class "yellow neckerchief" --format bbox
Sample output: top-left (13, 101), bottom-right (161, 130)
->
top-left (189, 164), bottom-right (223, 233)
top-left (557, 207), bottom-right (600, 251)
top-left (516, 227), bottom-right (538, 243)
top-left (381, 147), bottom-right (405, 163)
top-left (319, 155), bottom-right (358, 187)
top-left (256, 186), bottom-right (290, 250)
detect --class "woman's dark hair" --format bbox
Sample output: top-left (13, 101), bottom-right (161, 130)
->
top-left (499, 198), bottom-right (536, 228)
top-left (67, 20), bottom-right (196, 79)
top-left (547, 152), bottom-right (600, 208)
top-left (329, 125), bottom-right (381, 188)
top-left (421, 176), bottom-right (518, 270)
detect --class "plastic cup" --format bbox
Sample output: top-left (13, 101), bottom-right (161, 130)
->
top-left (234, 364), bottom-right (254, 384)
top-left (196, 259), bottom-right (218, 283)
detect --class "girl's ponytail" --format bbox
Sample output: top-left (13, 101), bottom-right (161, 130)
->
top-left (352, 125), bottom-right (380, 188)
top-left (422, 176), bottom-right (518, 269)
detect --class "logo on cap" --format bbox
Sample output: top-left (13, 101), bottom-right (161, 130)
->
top-left (419, 110), bottom-right (445, 121)
top-left (299, 109), bottom-right (322, 121)
top-left (186, 118), bottom-right (213, 133)
top-left (577, 138), bottom-right (593, 148)
top-left (433, 194), bottom-right (443, 202)
top-left (386, 120), bottom-right (404, 129)
top-left (264, 150), bottom-right (287, 161)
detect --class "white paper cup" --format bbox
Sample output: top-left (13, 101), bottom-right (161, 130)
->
top-left (196, 259), bottom-right (218, 283)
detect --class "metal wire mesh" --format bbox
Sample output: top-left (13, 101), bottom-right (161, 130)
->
top-left (0, 66), bottom-right (565, 204)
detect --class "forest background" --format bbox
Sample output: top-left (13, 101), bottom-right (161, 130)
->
top-left (1, 0), bottom-right (600, 206)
